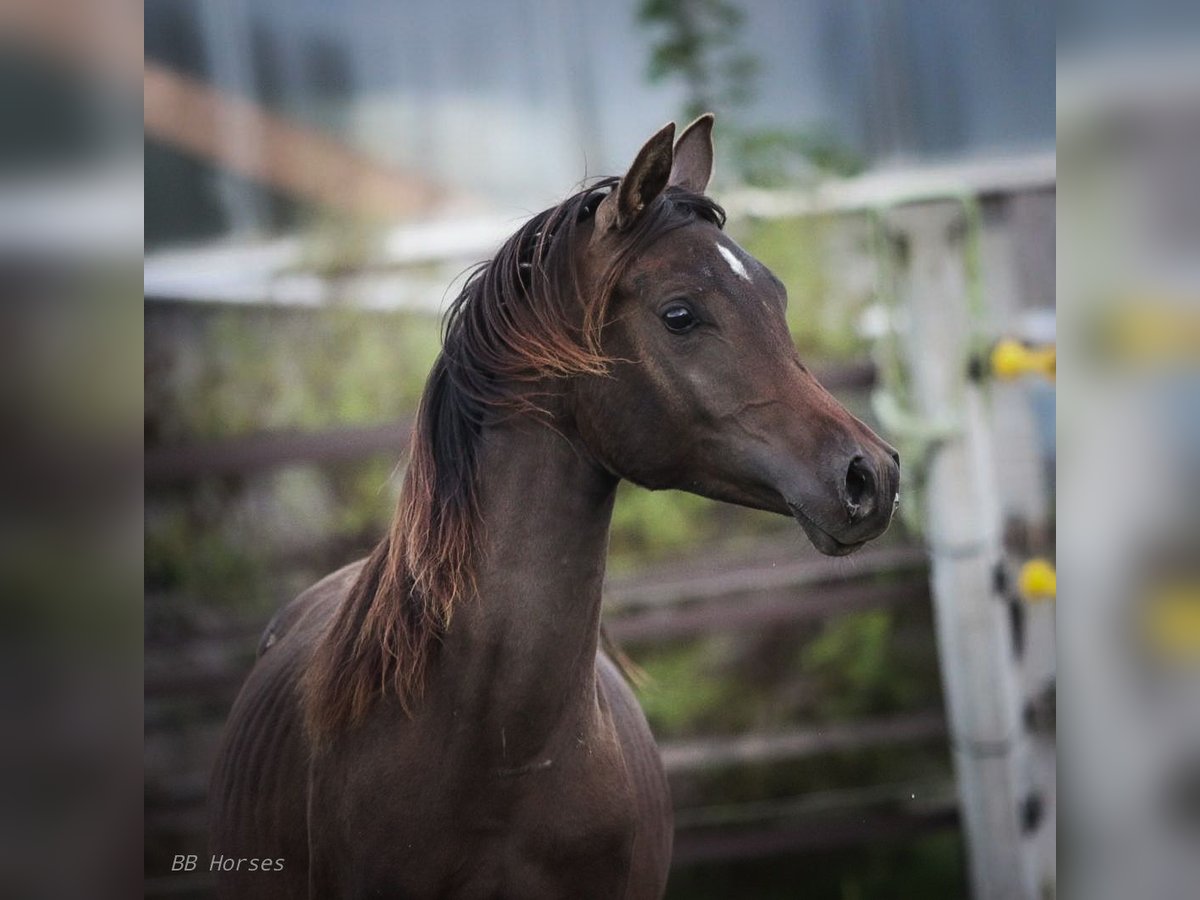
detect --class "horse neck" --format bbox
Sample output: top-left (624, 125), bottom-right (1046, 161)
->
top-left (435, 412), bottom-right (618, 761)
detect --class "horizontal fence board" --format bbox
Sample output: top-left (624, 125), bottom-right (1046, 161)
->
top-left (670, 805), bottom-right (959, 867)
top-left (660, 710), bottom-right (946, 774)
top-left (605, 544), bottom-right (926, 612)
top-left (144, 364), bottom-right (874, 485)
top-left (672, 778), bottom-right (956, 829)
top-left (145, 420), bottom-right (413, 484)
top-left (608, 577), bottom-right (928, 643)
top-left (144, 542), bottom-right (930, 705)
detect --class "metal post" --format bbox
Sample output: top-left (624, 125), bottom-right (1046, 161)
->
top-left (886, 201), bottom-right (1036, 900)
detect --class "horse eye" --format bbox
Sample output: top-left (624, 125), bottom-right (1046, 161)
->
top-left (661, 304), bottom-right (698, 334)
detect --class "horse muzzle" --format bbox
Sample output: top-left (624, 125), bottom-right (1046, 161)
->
top-left (785, 444), bottom-right (900, 557)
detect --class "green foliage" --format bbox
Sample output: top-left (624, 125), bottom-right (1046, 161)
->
top-left (734, 128), bottom-right (865, 186)
top-left (734, 215), bottom-right (868, 358)
top-left (145, 502), bottom-right (271, 614)
top-left (631, 591), bottom-right (941, 741)
top-left (799, 610), bottom-right (925, 718)
top-left (635, 640), bottom-right (738, 737)
top-left (665, 831), bottom-right (966, 900)
top-left (328, 455), bottom-right (404, 539)
top-left (636, 0), bottom-right (860, 183)
top-left (154, 308), bottom-right (440, 442)
top-left (638, 0), bottom-right (756, 119)
top-left (145, 306), bottom-right (437, 622)
top-left (296, 214), bottom-right (385, 279)
top-left (609, 484), bottom-right (716, 571)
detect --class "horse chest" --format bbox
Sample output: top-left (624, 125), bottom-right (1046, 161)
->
top-left (451, 722), bottom-right (639, 861)
top-left (312, 714), bottom-right (641, 898)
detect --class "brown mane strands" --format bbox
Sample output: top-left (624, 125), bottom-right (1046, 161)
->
top-left (302, 180), bottom-right (725, 737)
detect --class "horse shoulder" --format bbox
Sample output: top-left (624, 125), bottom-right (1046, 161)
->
top-left (256, 558), bottom-right (365, 656)
top-left (596, 652), bottom-right (673, 900)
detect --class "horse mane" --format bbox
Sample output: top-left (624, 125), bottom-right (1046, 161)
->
top-left (303, 178), bottom-right (725, 736)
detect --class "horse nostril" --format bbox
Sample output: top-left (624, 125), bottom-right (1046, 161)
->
top-left (889, 448), bottom-right (900, 467)
top-left (845, 456), bottom-right (874, 514)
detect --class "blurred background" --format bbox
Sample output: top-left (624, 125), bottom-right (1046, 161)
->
top-left (0, 0), bottom-right (1187, 896)
top-left (11, 0), bottom-right (1200, 895)
top-left (2, 0), bottom-right (1192, 896)
top-left (138, 2), bottom-right (1062, 898)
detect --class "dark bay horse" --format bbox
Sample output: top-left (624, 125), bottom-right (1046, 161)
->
top-left (208, 115), bottom-right (899, 899)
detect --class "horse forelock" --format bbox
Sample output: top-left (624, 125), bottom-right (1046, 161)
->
top-left (302, 179), bottom-right (726, 737)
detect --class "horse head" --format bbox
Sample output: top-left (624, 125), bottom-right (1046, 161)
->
top-left (573, 116), bottom-right (900, 555)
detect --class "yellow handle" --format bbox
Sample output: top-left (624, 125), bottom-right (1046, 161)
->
top-left (990, 339), bottom-right (1056, 381)
top-left (1144, 583), bottom-right (1200, 663)
top-left (1018, 559), bottom-right (1056, 603)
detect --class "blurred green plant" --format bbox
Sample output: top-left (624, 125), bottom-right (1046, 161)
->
top-left (145, 502), bottom-right (270, 614)
top-left (609, 484), bottom-right (717, 571)
top-left (638, 0), bottom-right (756, 121)
top-left (734, 215), bottom-right (869, 358)
top-left (637, 0), bottom-right (861, 184)
top-left (295, 211), bottom-right (386, 279)
top-left (800, 609), bottom-right (926, 718)
top-left (636, 640), bottom-right (738, 737)
top-left (734, 128), bottom-right (865, 185)
top-left (150, 308), bottom-right (440, 442)
top-left (665, 831), bottom-right (965, 900)
top-left (328, 455), bottom-right (404, 538)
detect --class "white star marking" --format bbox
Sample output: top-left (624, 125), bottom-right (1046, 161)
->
top-left (716, 243), bottom-right (751, 283)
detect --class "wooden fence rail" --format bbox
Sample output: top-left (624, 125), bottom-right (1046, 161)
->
top-left (143, 360), bottom-right (877, 485)
top-left (660, 710), bottom-right (946, 773)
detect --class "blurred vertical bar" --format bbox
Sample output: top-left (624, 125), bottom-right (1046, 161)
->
top-left (0, 0), bottom-right (142, 897)
top-left (1059, 11), bottom-right (1200, 895)
top-left (887, 201), bottom-right (1038, 899)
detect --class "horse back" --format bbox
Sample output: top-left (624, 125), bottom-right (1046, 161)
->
top-left (207, 562), bottom-right (361, 899)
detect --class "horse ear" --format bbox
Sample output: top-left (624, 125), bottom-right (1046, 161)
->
top-left (669, 113), bottom-right (714, 193)
top-left (595, 121), bottom-right (676, 233)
